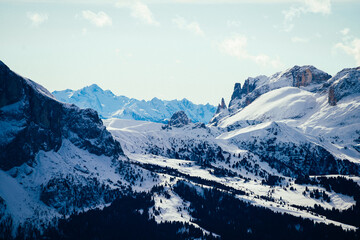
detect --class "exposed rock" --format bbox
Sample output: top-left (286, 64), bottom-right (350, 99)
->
top-left (291, 66), bottom-right (331, 87)
top-left (212, 65), bottom-right (331, 126)
top-left (0, 61), bottom-right (125, 170)
top-left (215, 98), bottom-right (227, 114)
top-left (229, 79), bottom-right (258, 108)
top-left (230, 83), bottom-right (241, 103)
top-left (209, 98), bottom-right (229, 125)
top-left (168, 111), bottom-right (191, 128)
top-left (326, 67), bottom-right (360, 106)
top-left (328, 86), bottom-right (337, 106)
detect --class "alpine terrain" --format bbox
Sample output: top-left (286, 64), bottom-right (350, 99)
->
top-left (52, 85), bottom-right (216, 124)
top-left (1, 61), bottom-right (360, 240)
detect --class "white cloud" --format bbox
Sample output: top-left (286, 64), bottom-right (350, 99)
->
top-left (341, 28), bottom-right (350, 36)
top-left (281, 6), bottom-right (303, 32)
top-left (291, 36), bottom-right (309, 43)
top-left (116, 1), bottom-right (159, 26)
top-left (335, 32), bottom-right (360, 66)
top-left (281, 0), bottom-right (331, 32)
top-left (27, 12), bottom-right (48, 26)
top-left (82, 10), bottom-right (112, 27)
top-left (131, 2), bottom-right (159, 25)
top-left (172, 16), bottom-right (204, 36)
top-left (304, 0), bottom-right (331, 14)
top-left (219, 35), bottom-right (283, 68)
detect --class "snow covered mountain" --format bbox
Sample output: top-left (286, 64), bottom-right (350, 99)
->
top-left (1, 61), bottom-right (360, 239)
top-left (52, 84), bottom-right (216, 123)
top-left (0, 61), bottom-right (156, 237)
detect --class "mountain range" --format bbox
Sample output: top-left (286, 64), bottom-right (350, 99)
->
top-left (0, 60), bottom-right (360, 239)
top-left (52, 85), bottom-right (216, 123)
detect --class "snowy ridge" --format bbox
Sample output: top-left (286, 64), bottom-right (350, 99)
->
top-left (103, 118), bottom-right (358, 231)
top-left (53, 84), bottom-right (216, 123)
top-left (1, 61), bottom-right (360, 238)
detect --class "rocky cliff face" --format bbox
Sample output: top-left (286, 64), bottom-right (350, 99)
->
top-left (0, 61), bottom-right (124, 170)
top-left (326, 67), bottom-right (360, 106)
top-left (289, 65), bottom-right (331, 87)
top-left (212, 65), bottom-right (331, 126)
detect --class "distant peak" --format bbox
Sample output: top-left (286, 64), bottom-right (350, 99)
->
top-left (151, 97), bottom-right (161, 102)
top-left (87, 84), bottom-right (103, 90)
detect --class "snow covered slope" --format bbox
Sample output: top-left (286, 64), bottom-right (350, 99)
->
top-left (214, 66), bottom-right (360, 166)
top-left (0, 61), bottom-right (154, 235)
top-left (53, 84), bottom-right (216, 123)
top-left (103, 118), bottom-right (359, 232)
top-left (219, 65), bottom-right (332, 119)
top-left (1, 61), bottom-right (359, 239)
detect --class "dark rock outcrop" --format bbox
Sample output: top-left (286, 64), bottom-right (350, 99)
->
top-left (168, 111), bottom-right (191, 128)
top-left (229, 79), bottom-right (258, 108)
top-left (0, 61), bottom-right (125, 170)
top-left (215, 98), bottom-right (227, 114)
top-left (326, 67), bottom-right (360, 106)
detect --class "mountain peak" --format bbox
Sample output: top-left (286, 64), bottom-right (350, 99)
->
top-left (284, 65), bottom-right (331, 87)
top-left (168, 111), bottom-right (191, 128)
top-left (327, 66), bottom-right (360, 106)
top-left (0, 60), bottom-right (125, 170)
top-left (215, 98), bottom-right (227, 114)
top-left (85, 84), bottom-right (103, 92)
top-left (52, 87), bottom-right (216, 123)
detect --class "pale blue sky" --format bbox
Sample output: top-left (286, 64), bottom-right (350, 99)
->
top-left (0, 0), bottom-right (359, 105)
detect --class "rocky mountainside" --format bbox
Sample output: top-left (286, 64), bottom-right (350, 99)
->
top-left (217, 65), bottom-right (332, 119)
top-left (210, 65), bottom-right (360, 176)
top-left (0, 61), bottom-right (125, 170)
top-left (1, 61), bottom-right (360, 239)
top-left (52, 84), bottom-right (216, 123)
top-left (0, 61), bottom-right (154, 236)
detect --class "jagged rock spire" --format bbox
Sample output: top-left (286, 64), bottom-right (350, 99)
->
top-left (216, 98), bottom-right (227, 114)
top-left (230, 83), bottom-right (241, 102)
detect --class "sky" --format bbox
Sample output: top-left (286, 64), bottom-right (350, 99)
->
top-left (0, 0), bottom-right (359, 106)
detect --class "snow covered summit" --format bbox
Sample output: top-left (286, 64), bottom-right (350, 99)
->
top-left (52, 84), bottom-right (216, 123)
top-left (218, 65), bottom-right (332, 121)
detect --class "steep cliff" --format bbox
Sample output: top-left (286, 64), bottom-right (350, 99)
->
top-left (0, 61), bottom-right (124, 170)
